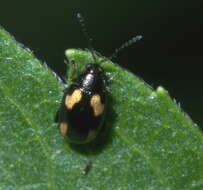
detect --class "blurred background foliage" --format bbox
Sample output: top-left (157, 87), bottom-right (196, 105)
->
top-left (0, 0), bottom-right (202, 130)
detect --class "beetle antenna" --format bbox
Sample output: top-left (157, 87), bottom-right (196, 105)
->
top-left (109, 35), bottom-right (142, 60)
top-left (77, 13), bottom-right (97, 62)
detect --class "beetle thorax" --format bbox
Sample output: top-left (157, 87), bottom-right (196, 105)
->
top-left (82, 73), bottom-right (95, 88)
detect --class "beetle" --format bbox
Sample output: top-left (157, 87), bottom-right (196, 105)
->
top-left (56, 61), bottom-right (107, 144)
top-left (55, 13), bottom-right (142, 144)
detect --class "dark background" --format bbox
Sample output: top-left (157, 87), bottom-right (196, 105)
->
top-left (1, 0), bottom-right (203, 130)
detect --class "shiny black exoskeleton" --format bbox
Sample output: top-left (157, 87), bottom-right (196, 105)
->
top-left (56, 63), bottom-right (106, 144)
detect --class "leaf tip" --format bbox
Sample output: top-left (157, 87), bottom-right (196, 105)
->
top-left (156, 86), bottom-right (168, 95)
top-left (65, 49), bottom-right (76, 59)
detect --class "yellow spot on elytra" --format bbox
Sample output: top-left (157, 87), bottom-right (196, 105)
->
top-left (59, 122), bottom-right (68, 137)
top-left (90, 94), bottom-right (104, 116)
top-left (65, 89), bottom-right (82, 110)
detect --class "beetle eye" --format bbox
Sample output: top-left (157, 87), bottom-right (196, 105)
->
top-left (98, 67), bottom-right (103, 73)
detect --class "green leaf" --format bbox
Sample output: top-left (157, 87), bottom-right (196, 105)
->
top-left (0, 27), bottom-right (203, 190)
